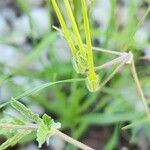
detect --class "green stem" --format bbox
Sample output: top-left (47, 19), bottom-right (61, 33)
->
top-left (81, 0), bottom-right (96, 80)
top-left (0, 124), bottom-right (94, 150)
top-left (130, 60), bottom-right (150, 121)
top-left (64, 0), bottom-right (85, 56)
top-left (99, 61), bottom-right (126, 90)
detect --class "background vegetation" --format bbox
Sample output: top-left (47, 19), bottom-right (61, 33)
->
top-left (0, 0), bottom-right (150, 149)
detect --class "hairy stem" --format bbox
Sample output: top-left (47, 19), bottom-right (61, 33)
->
top-left (90, 45), bottom-right (124, 56)
top-left (0, 124), bottom-right (37, 130)
top-left (95, 53), bottom-right (129, 71)
top-left (54, 129), bottom-right (94, 150)
top-left (130, 60), bottom-right (150, 121)
top-left (0, 124), bottom-right (94, 150)
top-left (99, 61), bottom-right (126, 90)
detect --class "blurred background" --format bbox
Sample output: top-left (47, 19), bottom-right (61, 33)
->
top-left (0, 0), bottom-right (150, 149)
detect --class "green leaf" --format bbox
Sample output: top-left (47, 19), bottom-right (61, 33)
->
top-left (11, 98), bottom-right (41, 123)
top-left (122, 117), bottom-right (148, 130)
top-left (104, 126), bottom-right (119, 150)
top-left (36, 121), bottom-right (52, 148)
top-left (15, 78), bottom-right (84, 100)
top-left (0, 32), bottom-right (57, 85)
top-left (79, 112), bottom-right (144, 125)
top-left (0, 102), bottom-right (9, 109)
top-left (0, 132), bottom-right (30, 150)
top-left (42, 114), bottom-right (53, 128)
top-left (16, 0), bottom-right (30, 15)
top-left (4, 112), bottom-right (25, 125)
top-left (36, 114), bottom-right (61, 148)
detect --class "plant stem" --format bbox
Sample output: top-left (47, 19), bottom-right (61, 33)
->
top-left (54, 129), bottom-right (94, 150)
top-left (140, 56), bottom-right (150, 60)
top-left (52, 26), bottom-right (125, 57)
top-left (81, 0), bottom-right (96, 80)
top-left (95, 53), bottom-right (128, 71)
top-left (90, 45), bottom-right (124, 56)
top-left (130, 60), bottom-right (150, 121)
top-left (0, 124), bottom-right (37, 130)
top-left (0, 124), bottom-right (94, 150)
top-left (96, 52), bottom-right (133, 90)
top-left (99, 61), bottom-right (126, 90)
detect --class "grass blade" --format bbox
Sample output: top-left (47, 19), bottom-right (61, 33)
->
top-left (104, 125), bottom-right (119, 150)
top-left (14, 78), bottom-right (84, 100)
top-left (79, 112), bottom-right (144, 125)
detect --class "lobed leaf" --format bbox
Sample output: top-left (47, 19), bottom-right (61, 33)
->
top-left (36, 121), bottom-right (51, 148)
top-left (11, 98), bottom-right (41, 123)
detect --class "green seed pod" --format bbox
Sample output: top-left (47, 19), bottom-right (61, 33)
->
top-left (85, 74), bottom-right (100, 92)
top-left (72, 51), bottom-right (87, 74)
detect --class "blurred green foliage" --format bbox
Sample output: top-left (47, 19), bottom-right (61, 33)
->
top-left (0, 0), bottom-right (150, 149)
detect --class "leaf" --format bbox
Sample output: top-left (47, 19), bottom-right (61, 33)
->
top-left (15, 78), bottom-right (84, 100)
top-left (36, 121), bottom-right (52, 148)
top-left (79, 112), bottom-right (144, 125)
top-left (73, 123), bottom-right (88, 139)
top-left (0, 132), bottom-right (30, 150)
top-left (0, 128), bottom-right (14, 137)
top-left (122, 117), bottom-right (148, 130)
top-left (0, 102), bottom-right (9, 109)
top-left (42, 114), bottom-right (53, 128)
top-left (4, 112), bottom-right (25, 125)
top-left (0, 32), bottom-right (57, 85)
top-left (104, 126), bottom-right (119, 150)
top-left (11, 98), bottom-right (41, 123)
top-left (16, 0), bottom-right (30, 15)
top-left (36, 114), bottom-right (61, 148)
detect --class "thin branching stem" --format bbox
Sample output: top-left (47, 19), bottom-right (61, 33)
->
top-left (99, 61), bottom-right (126, 91)
top-left (52, 26), bottom-right (125, 57)
top-left (90, 45), bottom-right (124, 56)
top-left (95, 53), bottom-right (129, 71)
top-left (130, 60), bottom-right (150, 121)
top-left (54, 129), bottom-right (94, 150)
top-left (0, 124), bottom-right (37, 130)
top-left (52, 25), bottom-right (125, 57)
top-left (0, 124), bottom-right (94, 150)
